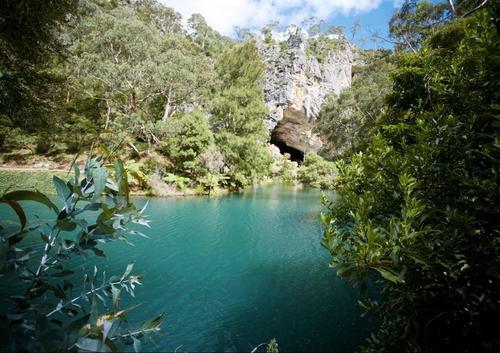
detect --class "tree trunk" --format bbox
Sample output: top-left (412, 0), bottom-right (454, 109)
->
top-left (162, 84), bottom-right (173, 122)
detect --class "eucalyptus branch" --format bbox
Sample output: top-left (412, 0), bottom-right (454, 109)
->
top-left (461, 0), bottom-right (489, 18)
top-left (109, 327), bottom-right (159, 341)
top-left (46, 278), bottom-right (135, 317)
top-left (250, 342), bottom-right (268, 353)
top-left (34, 228), bottom-right (61, 278)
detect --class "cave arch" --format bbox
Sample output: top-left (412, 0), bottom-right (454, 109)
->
top-left (270, 133), bottom-right (304, 162)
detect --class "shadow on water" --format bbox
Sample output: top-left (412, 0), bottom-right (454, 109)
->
top-left (202, 260), bottom-right (372, 353)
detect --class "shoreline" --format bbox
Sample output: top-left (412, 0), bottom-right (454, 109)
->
top-left (0, 166), bottom-right (313, 198)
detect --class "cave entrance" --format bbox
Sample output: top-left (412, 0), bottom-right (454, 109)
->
top-left (270, 133), bottom-right (304, 162)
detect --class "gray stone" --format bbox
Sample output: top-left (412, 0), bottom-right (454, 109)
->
top-left (258, 28), bottom-right (353, 153)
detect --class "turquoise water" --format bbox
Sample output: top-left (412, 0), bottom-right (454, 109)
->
top-left (1, 186), bottom-right (370, 352)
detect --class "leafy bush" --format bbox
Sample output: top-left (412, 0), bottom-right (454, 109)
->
top-left (305, 34), bottom-right (345, 63)
top-left (271, 153), bottom-right (298, 184)
top-left (162, 172), bottom-right (191, 190)
top-left (216, 133), bottom-right (273, 187)
top-left (159, 111), bottom-right (213, 175)
top-left (34, 133), bottom-right (53, 154)
top-left (321, 10), bottom-right (500, 352)
top-left (0, 157), bottom-right (162, 351)
top-left (0, 170), bottom-right (67, 195)
top-left (317, 51), bottom-right (394, 156)
top-left (298, 152), bottom-right (336, 188)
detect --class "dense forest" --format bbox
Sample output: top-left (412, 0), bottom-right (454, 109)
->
top-left (0, 0), bottom-right (499, 352)
top-left (1, 0), bottom-right (342, 196)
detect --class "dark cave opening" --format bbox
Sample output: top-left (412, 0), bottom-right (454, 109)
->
top-left (270, 135), bottom-right (304, 163)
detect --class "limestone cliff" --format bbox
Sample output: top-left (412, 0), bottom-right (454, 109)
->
top-left (259, 27), bottom-right (354, 156)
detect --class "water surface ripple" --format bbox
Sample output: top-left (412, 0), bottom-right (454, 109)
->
top-left (2, 185), bottom-right (370, 352)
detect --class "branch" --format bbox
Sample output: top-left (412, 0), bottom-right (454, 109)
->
top-left (109, 326), bottom-right (160, 341)
top-left (46, 278), bottom-right (135, 317)
top-left (250, 343), bottom-right (268, 353)
top-left (462, 0), bottom-right (489, 18)
top-left (447, 0), bottom-right (457, 16)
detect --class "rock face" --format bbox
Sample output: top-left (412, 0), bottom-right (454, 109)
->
top-left (259, 27), bottom-right (354, 155)
top-left (270, 108), bottom-right (323, 161)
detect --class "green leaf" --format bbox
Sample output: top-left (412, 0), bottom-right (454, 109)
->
top-left (0, 190), bottom-right (58, 214)
top-left (53, 176), bottom-right (72, 203)
top-left (121, 262), bottom-right (134, 281)
top-left (92, 167), bottom-right (108, 201)
top-left (4, 200), bottom-right (27, 229)
top-left (374, 267), bottom-right (404, 283)
top-left (114, 160), bottom-right (129, 202)
top-left (111, 286), bottom-right (121, 309)
top-left (141, 314), bottom-right (163, 331)
top-left (53, 285), bottom-right (67, 299)
top-left (73, 159), bottom-right (81, 183)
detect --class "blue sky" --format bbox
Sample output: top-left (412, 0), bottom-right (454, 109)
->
top-left (322, 1), bottom-right (400, 49)
top-left (161, 0), bottom-right (403, 49)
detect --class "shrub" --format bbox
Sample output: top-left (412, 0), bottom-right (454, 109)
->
top-left (0, 156), bottom-right (162, 351)
top-left (159, 111), bottom-right (213, 175)
top-left (298, 152), bottom-right (336, 188)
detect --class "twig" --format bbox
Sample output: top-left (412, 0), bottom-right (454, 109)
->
top-left (46, 278), bottom-right (134, 317)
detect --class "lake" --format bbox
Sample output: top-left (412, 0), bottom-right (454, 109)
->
top-left (1, 186), bottom-right (370, 352)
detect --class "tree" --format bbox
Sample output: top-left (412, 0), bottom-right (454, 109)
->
top-left (317, 51), bottom-right (394, 156)
top-left (297, 152), bottom-right (336, 188)
top-left (187, 13), bottom-right (225, 56)
top-left (322, 9), bottom-right (500, 352)
top-left (150, 34), bottom-right (215, 122)
top-left (0, 0), bottom-right (79, 139)
top-left (234, 26), bottom-right (256, 41)
top-left (159, 111), bottom-right (214, 175)
top-left (389, 0), bottom-right (450, 52)
top-left (261, 21), bottom-right (280, 44)
top-left (211, 41), bottom-right (268, 139)
top-left (300, 17), bottom-right (324, 36)
top-left (216, 133), bottom-right (273, 186)
top-left (69, 6), bottom-right (157, 131)
top-left (134, 0), bottom-right (183, 34)
top-left (68, 3), bottom-right (217, 149)
top-left (210, 41), bottom-right (272, 184)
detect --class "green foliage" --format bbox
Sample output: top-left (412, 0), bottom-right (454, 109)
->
top-left (187, 13), bottom-right (227, 56)
top-left (271, 153), bottom-right (298, 184)
top-left (306, 34), bottom-right (345, 63)
top-left (216, 133), bottom-right (273, 187)
top-left (0, 170), bottom-right (68, 195)
top-left (322, 10), bottom-right (500, 352)
top-left (0, 0), bottom-right (79, 137)
top-left (389, 0), bottom-right (449, 52)
top-left (159, 111), bottom-right (213, 174)
top-left (211, 41), bottom-right (268, 138)
top-left (317, 51), bottom-right (394, 156)
top-left (210, 40), bottom-right (272, 186)
top-left (298, 153), bottom-right (336, 189)
top-left (261, 21), bottom-right (280, 44)
top-left (0, 156), bottom-right (162, 351)
top-left (162, 173), bottom-right (191, 190)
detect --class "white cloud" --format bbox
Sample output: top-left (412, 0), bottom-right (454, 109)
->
top-left (160, 0), bottom-right (382, 36)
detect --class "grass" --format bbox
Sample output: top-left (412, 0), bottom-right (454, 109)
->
top-left (0, 170), bottom-right (68, 195)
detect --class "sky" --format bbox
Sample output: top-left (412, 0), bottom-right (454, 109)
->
top-left (160, 0), bottom-right (404, 49)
